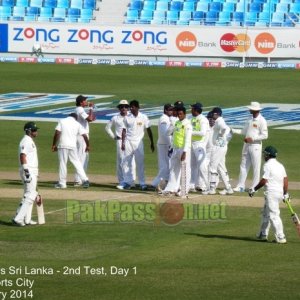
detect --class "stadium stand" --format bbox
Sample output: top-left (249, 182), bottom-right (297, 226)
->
top-left (1, 0), bottom-right (300, 26)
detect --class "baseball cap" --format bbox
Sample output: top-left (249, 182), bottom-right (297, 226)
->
top-left (174, 100), bottom-right (184, 107)
top-left (117, 99), bottom-right (129, 108)
top-left (211, 107), bottom-right (222, 116)
top-left (76, 95), bottom-right (88, 105)
top-left (191, 102), bottom-right (203, 110)
top-left (247, 101), bottom-right (262, 111)
top-left (264, 145), bottom-right (277, 157)
top-left (164, 103), bottom-right (174, 111)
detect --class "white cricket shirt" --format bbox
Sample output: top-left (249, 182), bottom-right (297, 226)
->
top-left (19, 135), bottom-right (38, 169)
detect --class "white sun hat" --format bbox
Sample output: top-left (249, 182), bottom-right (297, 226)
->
top-left (247, 101), bottom-right (262, 111)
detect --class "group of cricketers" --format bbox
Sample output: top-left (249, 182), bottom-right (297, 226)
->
top-left (13, 96), bottom-right (290, 244)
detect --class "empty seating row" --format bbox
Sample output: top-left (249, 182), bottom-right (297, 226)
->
top-left (0, 0), bottom-right (95, 9)
top-left (126, 8), bottom-right (300, 26)
top-left (0, 5), bottom-right (93, 21)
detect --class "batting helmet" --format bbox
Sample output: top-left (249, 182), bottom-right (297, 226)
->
top-left (264, 146), bottom-right (277, 158)
top-left (24, 122), bottom-right (39, 132)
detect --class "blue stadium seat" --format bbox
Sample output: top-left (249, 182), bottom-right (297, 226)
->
top-left (78, 7), bottom-right (92, 21)
top-left (0, 6), bottom-right (11, 20)
top-left (271, 11), bottom-right (284, 26)
top-left (231, 11), bottom-right (244, 25)
top-left (222, 2), bottom-right (235, 12)
top-left (24, 6), bottom-right (39, 20)
top-left (216, 11), bottom-right (231, 25)
top-left (249, 2), bottom-right (261, 12)
top-left (209, 2), bottom-right (222, 12)
top-left (235, 2), bottom-right (246, 12)
top-left (130, 0), bottom-right (143, 10)
top-left (44, 0), bottom-right (57, 8)
top-left (182, 1), bottom-right (195, 11)
top-left (166, 10), bottom-right (178, 23)
top-left (156, 1), bottom-right (169, 11)
top-left (139, 9), bottom-right (153, 23)
top-left (2, 0), bottom-right (14, 7)
top-left (52, 7), bottom-right (66, 20)
top-left (57, 0), bottom-right (69, 8)
top-left (275, 3), bottom-right (289, 12)
top-left (256, 11), bottom-right (270, 26)
top-left (126, 8), bottom-right (138, 23)
top-left (70, 0), bottom-right (82, 9)
top-left (16, 0), bottom-right (29, 7)
top-left (262, 2), bottom-right (275, 13)
top-left (38, 7), bottom-right (52, 21)
top-left (245, 11), bottom-right (257, 26)
top-left (12, 6), bottom-right (25, 19)
top-left (83, 0), bottom-right (95, 9)
top-left (192, 10), bottom-right (204, 21)
top-left (30, 0), bottom-right (43, 7)
top-left (290, 3), bottom-right (300, 13)
top-left (196, 2), bottom-right (209, 12)
top-left (204, 10), bottom-right (217, 25)
top-left (143, 0), bottom-right (156, 11)
top-left (177, 10), bottom-right (191, 24)
top-left (67, 7), bottom-right (80, 21)
top-left (198, 0), bottom-right (211, 3)
top-left (280, 0), bottom-right (292, 3)
top-left (151, 9), bottom-right (165, 23)
top-left (170, 1), bottom-right (182, 11)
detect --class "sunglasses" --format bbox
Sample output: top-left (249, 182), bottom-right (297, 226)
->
top-left (119, 105), bottom-right (129, 109)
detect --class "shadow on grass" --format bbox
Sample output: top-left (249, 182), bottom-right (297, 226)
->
top-left (185, 232), bottom-right (265, 243)
top-left (0, 220), bottom-right (15, 226)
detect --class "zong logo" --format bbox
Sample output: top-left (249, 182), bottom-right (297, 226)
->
top-left (121, 30), bottom-right (167, 45)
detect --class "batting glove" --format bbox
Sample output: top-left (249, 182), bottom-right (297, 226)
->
top-left (24, 169), bottom-right (32, 183)
top-left (283, 193), bottom-right (290, 203)
top-left (216, 137), bottom-right (226, 147)
top-left (248, 188), bottom-right (256, 198)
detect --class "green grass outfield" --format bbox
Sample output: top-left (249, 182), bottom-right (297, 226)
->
top-left (0, 63), bottom-right (300, 299)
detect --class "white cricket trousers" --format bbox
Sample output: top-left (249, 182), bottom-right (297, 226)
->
top-left (152, 143), bottom-right (170, 187)
top-left (259, 191), bottom-right (285, 240)
top-left (237, 143), bottom-right (262, 189)
top-left (74, 136), bottom-right (89, 183)
top-left (209, 145), bottom-right (231, 190)
top-left (190, 143), bottom-right (208, 190)
top-left (15, 168), bottom-right (38, 224)
top-left (58, 148), bottom-right (88, 186)
top-left (164, 148), bottom-right (191, 193)
top-left (122, 139), bottom-right (145, 186)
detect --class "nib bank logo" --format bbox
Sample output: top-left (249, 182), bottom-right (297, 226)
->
top-left (176, 31), bottom-right (197, 53)
top-left (254, 32), bottom-right (276, 54)
top-left (220, 33), bottom-right (251, 53)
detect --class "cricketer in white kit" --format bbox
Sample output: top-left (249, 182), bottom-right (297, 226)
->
top-left (13, 122), bottom-right (39, 226)
top-left (232, 101), bottom-right (268, 192)
top-left (162, 106), bottom-right (192, 195)
top-left (151, 103), bottom-right (173, 189)
top-left (248, 146), bottom-right (288, 244)
top-left (52, 113), bottom-right (90, 189)
top-left (205, 107), bottom-right (233, 195)
top-left (189, 102), bottom-right (209, 192)
top-left (105, 99), bottom-right (130, 186)
top-left (118, 100), bottom-right (155, 190)
top-left (74, 95), bottom-right (95, 186)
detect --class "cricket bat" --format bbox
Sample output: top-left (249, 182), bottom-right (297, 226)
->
top-left (36, 194), bottom-right (45, 225)
top-left (285, 200), bottom-right (300, 237)
top-left (180, 161), bottom-right (188, 199)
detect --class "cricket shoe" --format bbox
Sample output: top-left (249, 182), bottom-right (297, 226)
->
top-left (256, 232), bottom-right (268, 241)
top-left (12, 219), bottom-right (26, 227)
top-left (272, 237), bottom-right (287, 244)
top-left (140, 185), bottom-right (148, 191)
top-left (82, 180), bottom-right (90, 188)
top-left (26, 220), bottom-right (38, 225)
top-left (233, 186), bottom-right (245, 193)
top-left (74, 181), bottom-right (82, 187)
top-left (160, 191), bottom-right (172, 197)
top-left (117, 183), bottom-right (131, 190)
top-left (219, 188), bottom-right (234, 195)
top-left (54, 183), bottom-right (67, 189)
top-left (202, 189), bottom-right (216, 195)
